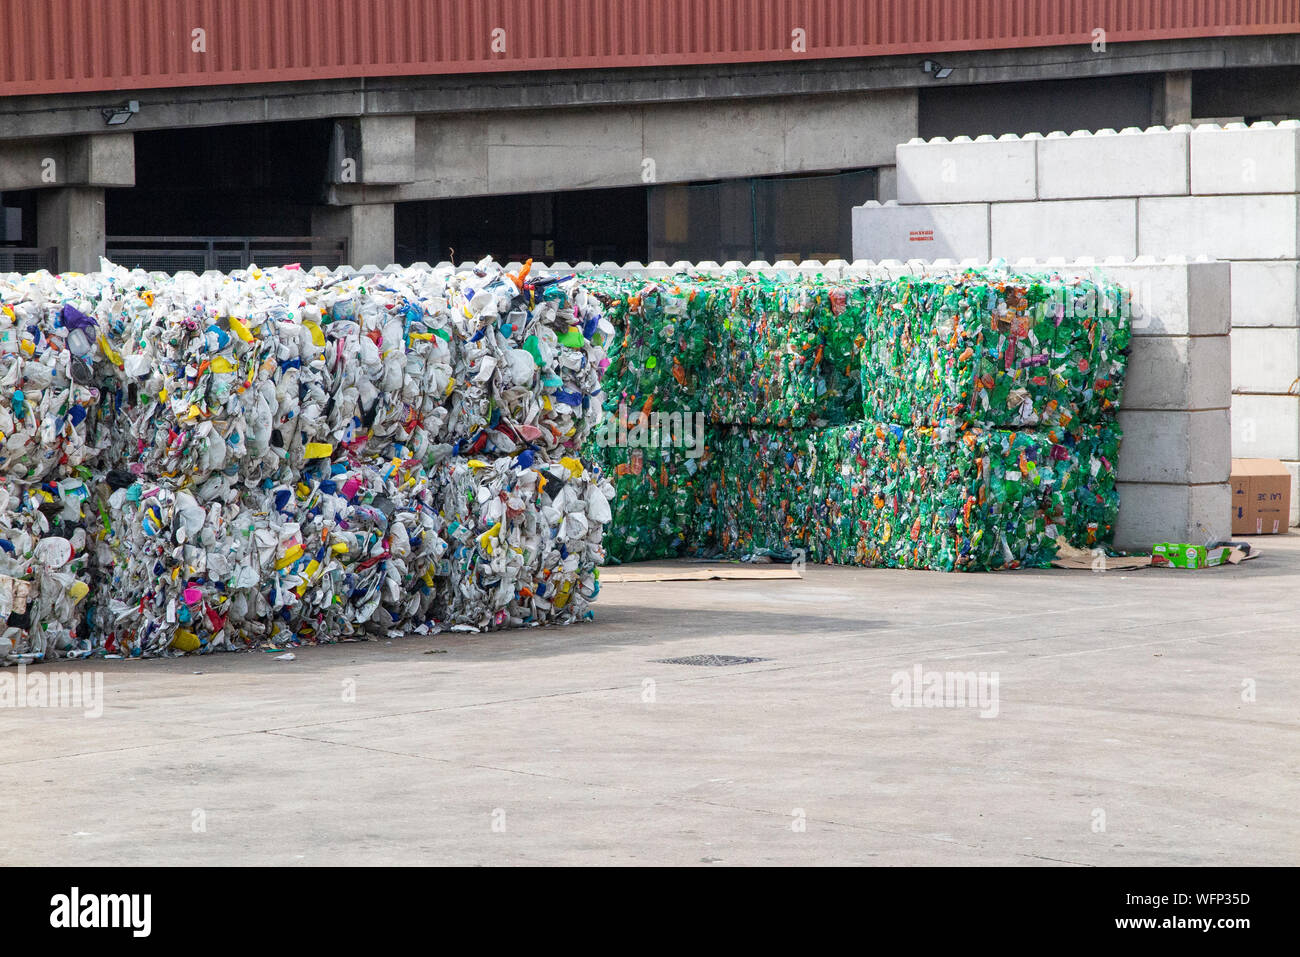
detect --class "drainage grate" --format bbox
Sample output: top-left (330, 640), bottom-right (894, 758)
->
top-left (653, 655), bottom-right (769, 666)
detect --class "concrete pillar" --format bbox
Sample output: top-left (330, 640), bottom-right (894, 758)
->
top-left (36, 187), bottom-right (105, 273)
top-left (330, 116), bottom-right (415, 185)
top-left (312, 203), bottom-right (395, 267)
top-left (1152, 71), bottom-right (1193, 128)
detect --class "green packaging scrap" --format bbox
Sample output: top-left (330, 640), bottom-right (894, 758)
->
top-left (589, 277), bottom-right (716, 419)
top-left (586, 273), bottom-right (864, 427)
top-left (858, 272), bottom-right (1130, 430)
top-left (1151, 543), bottom-right (1234, 569)
top-left (712, 427), bottom-right (815, 556)
top-left (587, 421), bottom-right (721, 563)
top-left (805, 420), bottom-right (1121, 571)
top-left (584, 267), bottom-right (1128, 571)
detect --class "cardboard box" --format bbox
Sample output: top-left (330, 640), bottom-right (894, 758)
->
top-left (1151, 543), bottom-right (1234, 568)
top-left (1230, 458), bottom-right (1292, 534)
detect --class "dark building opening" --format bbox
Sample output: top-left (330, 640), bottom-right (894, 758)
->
top-left (105, 120), bottom-right (333, 237)
top-left (919, 75), bottom-right (1157, 139)
top-left (396, 185), bottom-right (648, 265)
top-left (648, 168), bottom-right (875, 264)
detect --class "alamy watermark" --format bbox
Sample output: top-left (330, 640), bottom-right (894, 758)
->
top-left (890, 663), bottom-right (999, 718)
top-left (0, 663), bottom-right (103, 717)
top-left (596, 403), bottom-right (705, 459)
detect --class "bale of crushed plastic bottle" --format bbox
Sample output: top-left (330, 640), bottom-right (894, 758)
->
top-left (806, 420), bottom-right (1121, 571)
top-left (589, 271), bottom-right (865, 428)
top-left (586, 418), bottom-right (720, 563)
top-left (95, 259), bottom-right (613, 483)
top-left (2, 258), bottom-right (618, 662)
top-left (712, 426), bottom-right (814, 557)
top-left (858, 270), bottom-right (1130, 431)
top-left (88, 450), bottom-right (614, 657)
top-left (0, 482), bottom-right (95, 663)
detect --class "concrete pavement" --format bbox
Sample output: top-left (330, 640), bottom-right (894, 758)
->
top-left (3, 534), bottom-right (1297, 866)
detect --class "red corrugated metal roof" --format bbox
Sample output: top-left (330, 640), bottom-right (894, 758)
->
top-left (3, 0), bottom-right (1299, 98)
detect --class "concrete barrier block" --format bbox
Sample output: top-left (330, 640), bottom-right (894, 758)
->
top-left (1038, 127), bottom-right (1189, 199)
top-left (1114, 482), bottom-right (1231, 550)
top-left (1116, 410), bottom-right (1230, 484)
top-left (1232, 393), bottom-right (1300, 460)
top-left (990, 198), bottom-right (1137, 260)
top-left (851, 200), bottom-right (990, 261)
top-left (1191, 121), bottom-right (1300, 195)
top-left (1123, 335), bottom-right (1230, 411)
top-left (1138, 195), bottom-right (1300, 259)
top-left (896, 134), bottom-right (1037, 204)
top-left (1095, 259), bottom-right (1230, 336)
top-left (1231, 327), bottom-right (1300, 394)
top-left (842, 259), bottom-right (883, 279)
top-left (799, 259), bottom-right (842, 278)
top-left (1230, 260), bottom-right (1299, 327)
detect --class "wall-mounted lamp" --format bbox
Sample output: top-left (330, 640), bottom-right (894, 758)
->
top-left (102, 100), bottom-right (140, 126)
top-left (921, 60), bottom-right (954, 80)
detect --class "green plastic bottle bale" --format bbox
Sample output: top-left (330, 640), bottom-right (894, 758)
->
top-left (805, 422), bottom-right (874, 566)
top-left (585, 276), bottom-right (717, 420)
top-left (712, 427), bottom-right (815, 556)
top-left (858, 271), bottom-right (1130, 431)
top-left (807, 420), bottom-right (1122, 571)
top-left (584, 420), bottom-right (722, 563)
top-left (591, 272), bottom-right (870, 429)
top-left (583, 267), bottom-right (1128, 574)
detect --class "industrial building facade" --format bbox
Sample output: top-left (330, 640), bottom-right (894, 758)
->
top-left (2, 0), bottom-right (1300, 271)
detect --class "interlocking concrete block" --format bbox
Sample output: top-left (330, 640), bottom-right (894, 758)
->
top-left (851, 200), bottom-right (990, 261)
top-left (1231, 327), bottom-right (1300, 394)
top-left (1124, 335), bottom-right (1230, 412)
top-left (1232, 394), bottom-right (1300, 460)
top-left (1191, 121), bottom-right (1300, 195)
top-left (1114, 482), bottom-right (1231, 550)
top-left (1115, 410), bottom-right (1230, 484)
top-left (1037, 127), bottom-right (1190, 199)
top-left (1096, 259), bottom-right (1230, 336)
top-left (1230, 261), bottom-right (1299, 327)
top-left (990, 199), bottom-right (1137, 260)
top-left (1138, 195), bottom-right (1300, 259)
top-left (896, 134), bottom-right (1037, 205)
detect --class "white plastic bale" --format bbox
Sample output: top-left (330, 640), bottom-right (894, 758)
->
top-left (86, 453), bottom-right (612, 656)
top-left (1, 258), bottom-right (616, 662)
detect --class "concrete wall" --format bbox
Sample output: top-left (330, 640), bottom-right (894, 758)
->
top-left (329, 90), bottom-right (917, 204)
top-left (853, 121), bottom-right (1300, 523)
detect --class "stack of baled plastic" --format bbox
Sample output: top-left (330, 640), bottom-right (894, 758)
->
top-left (586, 264), bottom-right (1128, 570)
top-left (0, 270), bottom-right (112, 662)
top-left (840, 268), bottom-right (1127, 568)
top-left (1, 258), bottom-right (616, 663)
top-left (585, 271), bottom-right (864, 562)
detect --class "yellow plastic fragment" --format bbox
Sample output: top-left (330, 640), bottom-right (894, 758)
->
top-left (228, 316), bottom-right (255, 342)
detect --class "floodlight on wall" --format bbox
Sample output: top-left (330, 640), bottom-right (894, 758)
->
top-left (102, 100), bottom-right (139, 126)
top-left (921, 60), bottom-right (953, 80)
